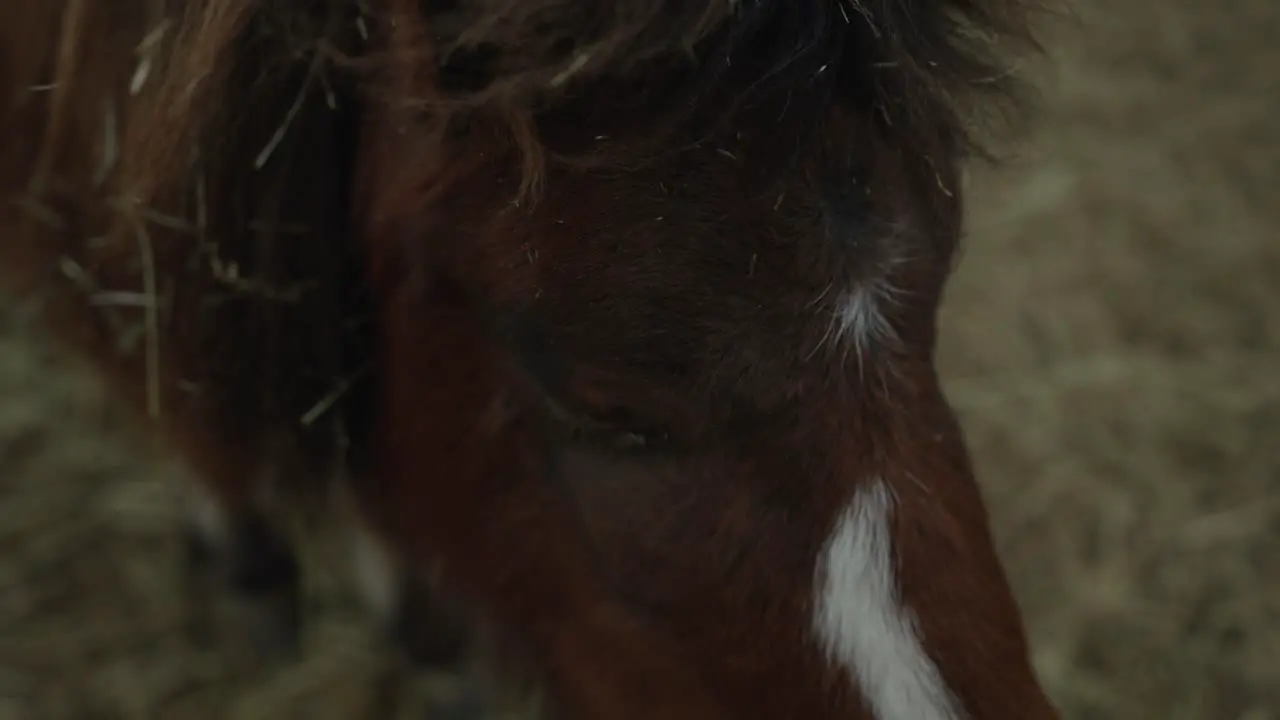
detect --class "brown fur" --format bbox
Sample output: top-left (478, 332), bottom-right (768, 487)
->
top-left (2, 0), bottom-right (1056, 717)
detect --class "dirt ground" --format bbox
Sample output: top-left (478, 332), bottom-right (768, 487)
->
top-left (2, 0), bottom-right (1278, 718)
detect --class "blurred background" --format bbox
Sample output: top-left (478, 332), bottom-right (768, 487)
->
top-left (1, 0), bottom-right (1277, 717)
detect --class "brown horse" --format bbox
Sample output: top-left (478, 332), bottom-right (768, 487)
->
top-left (1, 0), bottom-right (1058, 717)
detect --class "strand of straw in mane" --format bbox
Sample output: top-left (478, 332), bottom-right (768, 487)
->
top-left (29, 0), bottom-right (87, 195)
top-left (114, 0), bottom-right (259, 209)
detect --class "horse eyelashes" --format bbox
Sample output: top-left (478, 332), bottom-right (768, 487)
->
top-left (542, 395), bottom-right (672, 454)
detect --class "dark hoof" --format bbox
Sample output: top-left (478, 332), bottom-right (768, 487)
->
top-left (387, 574), bottom-right (471, 669)
top-left (426, 690), bottom-right (491, 720)
top-left (420, 664), bottom-right (507, 720)
top-left (181, 514), bottom-right (303, 661)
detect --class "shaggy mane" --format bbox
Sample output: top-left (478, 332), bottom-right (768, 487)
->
top-left (398, 0), bottom-right (1043, 132)
top-left (376, 0), bottom-right (1046, 196)
top-left (5, 0), bottom-right (1046, 219)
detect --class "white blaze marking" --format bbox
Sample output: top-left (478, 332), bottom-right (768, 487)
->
top-left (813, 479), bottom-right (962, 720)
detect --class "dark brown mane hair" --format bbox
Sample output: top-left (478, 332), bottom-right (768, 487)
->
top-left (406, 0), bottom-right (1042, 139)
top-left (377, 0), bottom-right (1044, 200)
top-left (11, 0), bottom-right (1043, 220)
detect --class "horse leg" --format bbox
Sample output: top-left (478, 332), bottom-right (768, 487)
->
top-left (349, 517), bottom-right (471, 667)
top-left (349, 515), bottom-right (538, 718)
top-left (177, 469), bottom-right (302, 661)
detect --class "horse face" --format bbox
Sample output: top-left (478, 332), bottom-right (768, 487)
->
top-left (358, 99), bottom-right (979, 717)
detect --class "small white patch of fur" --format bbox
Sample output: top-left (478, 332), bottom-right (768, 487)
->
top-left (806, 278), bottom-right (899, 365)
top-left (350, 523), bottom-right (400, 622)
top-left (833, 283), bottom-right (896, 358)
top-left (813, 479), bottom-right (962, 720)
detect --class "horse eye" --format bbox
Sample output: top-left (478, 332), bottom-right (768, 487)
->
top-left (570, 423), bottom-right (654, 451)
top-left (573, 406), bottom-right (671, 452)
top-left (543, 397), bottom-right (670, 453)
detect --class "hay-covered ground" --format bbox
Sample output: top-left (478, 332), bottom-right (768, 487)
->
top-left (2, 0), bottom-right (1278, 717)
